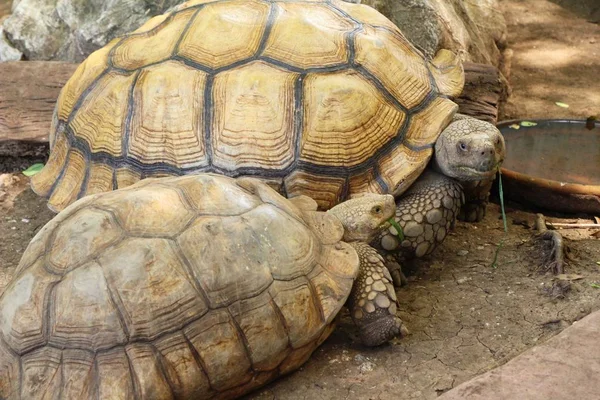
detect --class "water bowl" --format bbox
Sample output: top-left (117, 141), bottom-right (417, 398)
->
top-left (498, 119), bottom-right (600, 214)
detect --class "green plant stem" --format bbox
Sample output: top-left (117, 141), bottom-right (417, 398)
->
top-left (388, 218), bottom-right (404, 241)
top-left (492, 165), bottom-right (508, 268)
top-left (498, 167), bottom-right (508, 233)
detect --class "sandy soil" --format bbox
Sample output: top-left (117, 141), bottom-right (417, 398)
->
top-left (0, 0), bottom-right (599, 398)
top-left (500, 0), bottom-right (600, 120)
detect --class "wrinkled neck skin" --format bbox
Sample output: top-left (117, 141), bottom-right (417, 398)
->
top-left (327, 194), bottom-right (396, 243)
top-left (432, 115), bottom-right (506, 187)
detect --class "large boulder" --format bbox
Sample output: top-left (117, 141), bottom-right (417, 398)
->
top-left (2, 0), bottom-right (183, 62)
top-left (1, 0), bottom-right (508, 66)
top-left (361, 0), bottom-right (508, 67)
top-left (0, 6), bottom-right (22, 62)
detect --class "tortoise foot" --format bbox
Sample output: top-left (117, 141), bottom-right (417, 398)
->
top-left (347, 242), bottom-right (404, 346)
top-left (385, 258), bottom-right (407, 288)
top-left (458, 198), bottom-right (488, 222)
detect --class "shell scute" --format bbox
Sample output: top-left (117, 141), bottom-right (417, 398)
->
top-left (112, 8), bottom-right (197, 71)
top-left (183, 309), bottom-right (253, 391)
top-left (129, 61), bottom-right (209, 169)
top-left (154, 333), bottom-right (212, 398)
top-left (307, 265), bottom-right (354, 324)
top-left (96, 349), bottom-right (135, 398)
top-left (97, 238), bottom-right (210, 341)
top-left (61, 349), bottom-right (96, 398)
top-left (0, 259), bottom-right (60, 354)
top-left (268, 277), bottom-right (324, 348)
top-left (212, 61), bottom-right (298, 171)
top-left (125, 343), bottom-right (174, 398)
top-left (229, 291), bottom-right (290, 371)
top-left (69, 71), bottom-right (137, 156)
top-left (93, 185), bottom-right (196, 238)
top-left (301, 70), bottom-right (406, 167)
top-left (176, 0), bottom-right (270, 69)
top-left (354, 26), bottom-right (433, 109)
top-left (262, 2), bottom-right (354, 69)
top-left (20, 347), bottom-right (62, 398)
top-left (49, 261), bottom-right (127, 351)
top-left (48, 207), bottom-right (123, 274)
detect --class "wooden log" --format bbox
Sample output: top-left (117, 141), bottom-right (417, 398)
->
top-left (0, 61), bottom-right (78, 143)
top-left (455, 62), bottom-right (509, 124)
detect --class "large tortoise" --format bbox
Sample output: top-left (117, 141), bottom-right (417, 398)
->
top-left (31, 0), bottom-right (505, 281)
top-left (0, 174), bottom-right (402, 399)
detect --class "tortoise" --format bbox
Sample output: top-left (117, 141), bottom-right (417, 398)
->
top-left (30, 0), bottom-right (505, 282)
top-left (0, 174), bottom-right (404, 399)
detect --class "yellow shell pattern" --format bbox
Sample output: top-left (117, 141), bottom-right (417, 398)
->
top-left (31, 0), bottom-right (463, 211)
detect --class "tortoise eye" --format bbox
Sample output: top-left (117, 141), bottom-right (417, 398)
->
top-left (458, 141), bottom-right (468, 151)
top-left (372, 206), bottom-right (383, 214)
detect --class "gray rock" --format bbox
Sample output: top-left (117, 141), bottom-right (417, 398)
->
top-left (0, 26), bottom-right (22, 62)
top-left (2, 0), bottom-right (183, 61)
top-left (361, 0), bottom-right (507, 67)
top-left (1, 0), bottom-right (507, 66)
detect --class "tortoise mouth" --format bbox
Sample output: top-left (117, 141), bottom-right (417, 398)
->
top-left (454, 166), bottom-right (497, 181)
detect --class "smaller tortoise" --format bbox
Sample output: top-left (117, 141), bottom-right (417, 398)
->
top-left (0, 174), bottom-right (403, 399)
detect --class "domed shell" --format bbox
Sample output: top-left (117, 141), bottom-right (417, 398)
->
top-left (31, 0), bottom-right (463, 212)
top-left (0, 174), bottom-right (359, 399)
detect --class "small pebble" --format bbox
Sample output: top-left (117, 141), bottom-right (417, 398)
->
top-left (354, 354), bottom-right (368, 363)
top-left (456, 277), bottom-right (471, 284)
top-left (21, 218), bottom-right (30, 223)
top-left (457, 250), bottom-right (469, 256)
top-left (358, 361), bottom-right (376, 374)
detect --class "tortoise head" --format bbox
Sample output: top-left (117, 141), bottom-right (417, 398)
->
top-left (328, 194), bottom-right (396, 243)
top-left (434, 115), bottom-right (506, 183)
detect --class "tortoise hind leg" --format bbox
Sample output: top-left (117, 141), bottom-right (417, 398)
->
top-left (373, 170), bottom-right (463, 286)
top-left (346, 242), bottom-right (406, 347)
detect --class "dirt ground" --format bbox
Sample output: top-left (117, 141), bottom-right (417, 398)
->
top-left (1, 0), bottom-right (600, 398)
top-left (500, 0), bottom-right (600, 120)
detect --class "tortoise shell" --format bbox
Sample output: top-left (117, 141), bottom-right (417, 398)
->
top-left (0, 174), bottom-right (359, 399)
top-left (31, 0), bottom-right (464, 212)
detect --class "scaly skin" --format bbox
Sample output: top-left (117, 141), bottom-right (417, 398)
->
top-left (346, 242), bottom-right (404, 346)
top-left (372, 171), bottom-right (463, 286)
top-left (328, 194), bottom-right (406, 346)
top-left (374, 114), bottom-right (505, 286)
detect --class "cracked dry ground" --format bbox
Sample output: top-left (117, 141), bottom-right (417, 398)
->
top-left (2, 178), bottom-right (600, 399)
top-left (246, 202), bottom-right (600, 399)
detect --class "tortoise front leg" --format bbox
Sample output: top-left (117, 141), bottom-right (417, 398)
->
top-left (458, 179), bottom-right (494, 222)
top-left (372, 170), bottom-right (463, 287)
top-left (346, 242), bottom-right (406, 346)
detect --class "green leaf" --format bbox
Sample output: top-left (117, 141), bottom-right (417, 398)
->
top-left (520, 121), bottom-right (538, 127)
top-left (22, 163), bottom-right (45, 177)
top-left (591, 283), bottom-right (600, 289)
top-left (388, 218), bottom-right (404, 241)
top-left (555, 102), bottom-right (570, 108)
